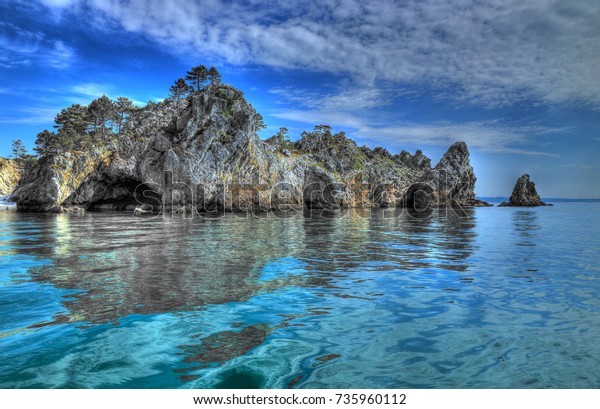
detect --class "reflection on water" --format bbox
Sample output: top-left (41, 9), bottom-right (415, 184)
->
top-left (513, 210), bottom-right (539, 245)
top-left (8, 209), bottom-right (477, 327)
top-left (1, 204), bottom-right (600, 388)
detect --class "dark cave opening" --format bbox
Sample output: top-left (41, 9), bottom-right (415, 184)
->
top-left (87, 180), bottom-right (162, 212)
top-left (405, 182), bottom-right (434, 211)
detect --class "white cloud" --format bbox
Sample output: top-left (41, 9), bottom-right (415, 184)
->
top-left (68, 83), bottom-right (152, 106)
top-left (0, 106), bottom-right (59, 125)
top-left (46, 40), bottom-right (75, 69)
top-left (20, 0), bottom-right (594, 158)
top-left (71, 83), bottom-right (110, 99)
top-left (36, 0), bottom-right (600, 109)
top-left (269, 86), bottom-right (397, 111)
top-left (0, 82), bottom-right (145, 126)
top-left (0, 22), bottom-right (75, 69)
top-left (40, 0), bottom-right (78, 6)
top-left (271, 108), bottom-right (563, 157)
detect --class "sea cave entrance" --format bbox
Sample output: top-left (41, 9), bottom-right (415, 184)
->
top-left (405, 182), bottom-right (434, 212)
top-left (87, 180), bottom-right (162, 212)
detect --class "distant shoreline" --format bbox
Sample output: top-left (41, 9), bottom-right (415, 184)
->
top-left (478, 197), bottom-right (600, 203)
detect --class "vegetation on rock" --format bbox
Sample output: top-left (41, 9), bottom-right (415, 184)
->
top-left (12, 65), bottom-right (488, 213)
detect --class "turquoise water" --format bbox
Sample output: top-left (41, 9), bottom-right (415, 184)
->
top-left (1, 203), bottom-right (599, 388)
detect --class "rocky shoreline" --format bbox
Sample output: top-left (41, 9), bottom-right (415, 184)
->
top-left (2, 83), bottom-right (551, 214)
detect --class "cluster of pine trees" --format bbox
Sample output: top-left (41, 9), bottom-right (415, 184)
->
top-left (169, 65), bottom-right (221, 100)
top-left (31, 65), bottom-right (223, 158)
top-left (33, 96), bottom-right (139, 157)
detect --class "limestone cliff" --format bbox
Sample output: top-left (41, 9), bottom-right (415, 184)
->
top-left (12, 83), bottom-right (489, 213)
top-left (0, 157), bottom-right (22, 197)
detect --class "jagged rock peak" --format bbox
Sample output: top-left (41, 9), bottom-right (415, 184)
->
top-left (434, 141), bottom-right (470, 172)
top-left (499, 174), bottom-right (551, 207)
top-left (393, 149), bottom-right (431, 171)
top-left (417, 141), bottom-right (491, 207)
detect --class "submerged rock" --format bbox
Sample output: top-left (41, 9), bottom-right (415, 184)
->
top-left (498, 174), bottom-right (551, 207)
top-left (12, 83), bottom-right (488, 213)
top-left (58, 206), bottom-right (86, 215)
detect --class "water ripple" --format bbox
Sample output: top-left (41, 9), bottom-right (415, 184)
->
top-left (1, 204), bottom-right (600, 388)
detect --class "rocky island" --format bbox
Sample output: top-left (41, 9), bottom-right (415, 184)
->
top-left (499, 174), bottom-right (552, 207)
top-left (8, 68), bottom-right (491, 214)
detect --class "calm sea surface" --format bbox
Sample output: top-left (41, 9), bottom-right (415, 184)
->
top-left (1, 203), bottom-right (599, 388)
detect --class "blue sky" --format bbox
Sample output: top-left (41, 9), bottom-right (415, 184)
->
top-left (1, 0), bottom-right (599, 197)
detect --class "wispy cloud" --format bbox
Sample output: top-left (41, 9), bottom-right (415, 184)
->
top-left (70, 83), bottom-right (153, 106)
top-left (269, 86), bottom-right (399, 111)
top-left (0, 106), bottom-right (58, 125)
top-left (46, 40), bottom-right (75, 69)
top-left (38, 0), bottom-right (600, 109)
top-left (272, 108), bottom-right (563, 157)
top-left (0, 21), bottom-right (75, 70)
top-left (71, 83), bottom-right (111, 99)
top-left (0, 81), bottom-right (142, 126)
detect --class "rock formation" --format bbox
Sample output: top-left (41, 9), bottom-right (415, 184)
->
top-left (12, 83), bottom-right (490, 213)
top-left (394, 149), bottom-right (431, 171)
top-left (417, 141), bottom-right (492, 208)
top-left (498, 174), bottom-right (551, 207)
top-left (0, 157), bottom-right (22, 197)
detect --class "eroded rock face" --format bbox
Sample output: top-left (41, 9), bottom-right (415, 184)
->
top-left (394, 150), bottom-right (431, 172)
top-left (499, 174), bottom-right (551, 207)
top-left (418, 142), bottom-right (491, 207)
top-left (0, 158), bottom-right (22, 197)
top-left (12, 84), bottom-right (488, 213)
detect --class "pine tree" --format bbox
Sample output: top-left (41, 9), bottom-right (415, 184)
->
top-left (88, 95), bottom-right (116, 139)
top-left (10, 139), bottom-right (36, 168)
top-left (314, 124), bottom-right (332, 150)
top-left (114, 97), bottom-right (137, 133)
top-left (54, 104), bottom-right (90, 151)
top-left (185, 65), bottom-right (209, 91)
top-left (208, 66), bottom-right (222, 85)
top-left (272, 127), bottom-right (289, 144)
top-left (11, 139), bottom-right (27, 161)
top-left (54, 104), bottom-right (89, 135)
top-left (254, 113), bottom-right (266, 132)
top-left (34, 130), bottom-right (57, 157)
top-left (169, 78), bottom-right (192, 100)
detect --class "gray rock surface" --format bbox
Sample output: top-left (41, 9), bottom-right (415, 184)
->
top-left (418, 142), bottom-right (491, 207)
top-left (498, 174), bottom-right (551, 207)
top-left (12, 83), bottom-right (489, 213)
top-left (394, 149), bottom-right (431, 171)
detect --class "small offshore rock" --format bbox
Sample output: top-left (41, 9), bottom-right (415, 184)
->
top-left (500, 174), bottom-right (551, 207)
